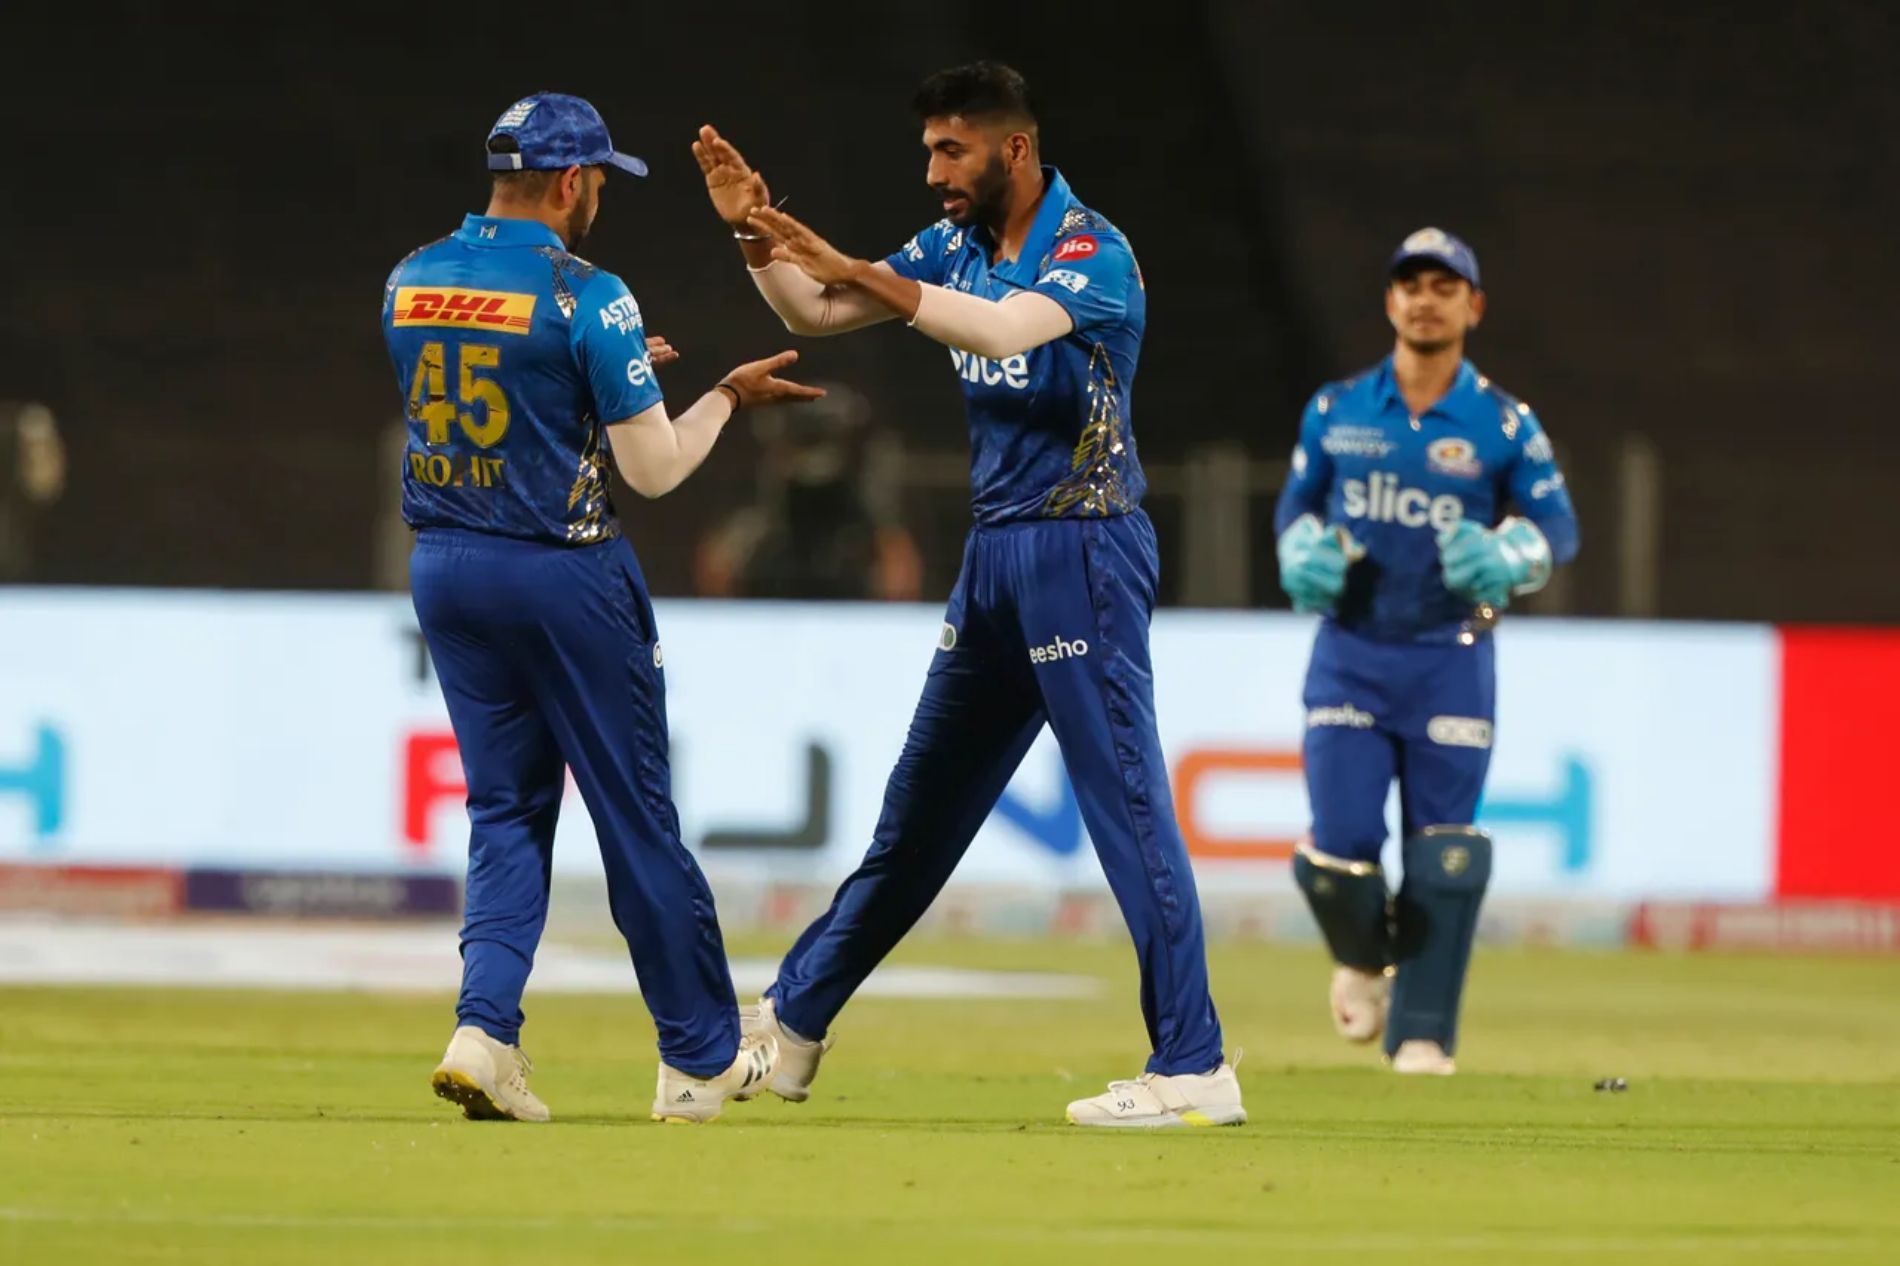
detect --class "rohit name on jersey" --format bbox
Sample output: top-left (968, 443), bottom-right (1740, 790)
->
top-left (408, 450), bottom-right (508, 490)
top-left (1341, 471), bottom-right (1464, 530)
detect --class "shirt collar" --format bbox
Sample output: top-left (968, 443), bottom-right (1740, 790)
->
top-left (976, 166), bottom-right (1073, 284)
top-left (454, 214), bottom-right (567, 250)
top-left (1374, 355), bottom-right (1479, 418)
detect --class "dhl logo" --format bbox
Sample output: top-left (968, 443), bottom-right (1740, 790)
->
top-left (392, 287), bottom-right (536, 334)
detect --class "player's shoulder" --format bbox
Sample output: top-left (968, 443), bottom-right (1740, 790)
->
top-left (1308, 362), bottom-right (1387, 417)
top-left (1047, 198), bottom-right (1131, 260)
top-left (1467, 365), bottom-right (1542, 439)
top-left (514, 244), bottom-right (630, 325)
top-left (898, 217), bottom-right (962, 266)
top-left (384, 234), bottom-right (453, 290)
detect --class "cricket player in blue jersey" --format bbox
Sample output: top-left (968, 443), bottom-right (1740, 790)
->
top-left (383, 92), bottom-right (824, 1123)
top-left (693, 62), bottom-right (1243, 1128)
top-left (1274, 228), bottom-right (1580, 1074)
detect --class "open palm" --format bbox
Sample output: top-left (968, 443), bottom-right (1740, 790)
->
top-left (692, 125), bottom-right (770, 226)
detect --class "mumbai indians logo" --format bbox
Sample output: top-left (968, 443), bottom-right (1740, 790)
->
top-left (1403, 227), bottom-right (1454, 254)
top-left (1442, 845), bottom-right (1471, 877)
top-left (1426, 438), bottom-right (1482, 479)
top-left (392, 288), bottom-right (536, 335)
top-left (496, 100), bottom-right (537, 128)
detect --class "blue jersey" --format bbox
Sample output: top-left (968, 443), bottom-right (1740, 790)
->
top-left (1274, 358), bottom-right (1580, 643)
top-left (884, 167), bottom-right (1147, 524)
top-left (381, 215), bottom-right (664, 546)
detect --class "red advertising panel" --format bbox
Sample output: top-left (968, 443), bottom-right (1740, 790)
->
top-left (1777, 627), bottom-right (1900, 899)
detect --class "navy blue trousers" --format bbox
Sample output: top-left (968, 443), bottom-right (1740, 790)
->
top-left (769, 513), bottom-right (1225, 1076)
top-left (1302, 622), bottom-right (1497, 863)
top-left (410, 528), bottom-right (739, 1078)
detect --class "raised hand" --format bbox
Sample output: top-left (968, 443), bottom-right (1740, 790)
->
top-left (693, 125), bottom-right (771, 227)
top-left (747, 206), bottom-right (863, 286)
top-left (720, 350), bottom-right (827, 407)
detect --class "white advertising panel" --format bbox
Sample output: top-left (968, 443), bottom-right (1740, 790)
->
top-left (0, 592), bottom-right (1777, 898)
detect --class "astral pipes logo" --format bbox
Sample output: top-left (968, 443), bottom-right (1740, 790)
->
top-left (0, 723), bottom-right (67, 849)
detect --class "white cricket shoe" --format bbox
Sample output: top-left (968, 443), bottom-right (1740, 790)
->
top-left (651, 1030), bottom-right (780, 1124)
top-left (1065, 1060), bottom-right (1247, 1129)
top-left (1331, 966), bottom-right (1392, 1044)
top-left (1391, 1039), bottom-right (1457, 1076)
top-left (431, 1025), bottom-right (550, 1123)
top-left (739, 996), bottom-right (831, 1102)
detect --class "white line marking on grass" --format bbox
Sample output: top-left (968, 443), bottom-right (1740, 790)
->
top-left (0, 1208), bottom-right (1880, 1254)
top-left (0, 921), bottom-right (1099, 1000)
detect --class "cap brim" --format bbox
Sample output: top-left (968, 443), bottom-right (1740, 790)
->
top-left (1389, 253), bottom-right (1477, 286)
top-left (605, 152), bottom-right (648, 178)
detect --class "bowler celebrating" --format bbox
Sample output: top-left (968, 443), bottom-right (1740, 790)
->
top-left (1274, 229), bottom-right (1579, 1074)
top-left (384, 93), bottom-right (820, 1123)
top-left (695, 62), bottom-right (1243, 1128)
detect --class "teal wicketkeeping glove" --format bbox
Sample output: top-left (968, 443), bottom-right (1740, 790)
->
top-left (1278, 514), bottom-right (1363, 614)
top-left (1438, 517), bottom-right (1553, 607)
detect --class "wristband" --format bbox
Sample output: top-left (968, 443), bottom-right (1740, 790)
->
top-left (714, 382), bottom-right (742, 410)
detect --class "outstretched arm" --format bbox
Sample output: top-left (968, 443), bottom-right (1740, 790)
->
top-left (748, 258), bottom-right (902, 337)
top-left (605, 351), bottom-right (824, 498)
top-left (747, 205), bottom-right (1074, 359)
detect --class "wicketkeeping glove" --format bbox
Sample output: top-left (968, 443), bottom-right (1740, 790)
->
top-left (1438, 516), bottom-right (1553, 607)
top-left (1277, 514), bottom-right (1364, 614)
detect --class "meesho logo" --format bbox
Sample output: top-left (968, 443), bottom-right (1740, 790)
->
top-left (0, 722), bottom-right (67, 848)
top-left (1028, 635), bottom-right (1090, 666)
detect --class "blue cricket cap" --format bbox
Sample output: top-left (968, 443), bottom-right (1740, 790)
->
top-left (485, 93), bottom-right (648, 178)
top-left (1388, 227), bottom-right (1480, 288)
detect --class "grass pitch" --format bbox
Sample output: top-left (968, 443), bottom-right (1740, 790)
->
top-left (2, 936), bottom-right (1897, 1265)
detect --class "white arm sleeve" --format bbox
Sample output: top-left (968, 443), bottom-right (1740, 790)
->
top-left (604, 392), bottom-right (735, 499)
top-left (749, 261), bottom-right (898, 336)
top-left (909, 284), bottom-right (1074, 360)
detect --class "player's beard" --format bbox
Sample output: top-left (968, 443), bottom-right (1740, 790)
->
top-left (1399, 333), bottom-right (1459, 356)
top-left (564, 194), bottom-right (596, 252)
top-left (938, 154), bottom-right (1011, 230)
top-left (969, 154), bottom-right (1012, 232)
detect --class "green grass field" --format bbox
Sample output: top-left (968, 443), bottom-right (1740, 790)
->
top-left (3, 936), bottom-right (1898, 1265)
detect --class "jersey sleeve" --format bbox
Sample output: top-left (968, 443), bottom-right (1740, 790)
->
top-left (1504, 407), bottom-right (1580, 565)
top-left (1030, 232), bottom-right (1139, 333)
top-left (884, 220), bottom-right (952, 286)
top-left (1273, 393), bottom-right (1335, 534)
top-left (570, 272), bottom-right (665, 422)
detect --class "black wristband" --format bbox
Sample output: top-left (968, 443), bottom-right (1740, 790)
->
top-left (714, 382), bottom-right (742, 410)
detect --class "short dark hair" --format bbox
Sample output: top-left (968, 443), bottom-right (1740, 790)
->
top-left (912, 61), bottom-right (1038, 132)
top-left (486, 133), bottom-right (559, 199)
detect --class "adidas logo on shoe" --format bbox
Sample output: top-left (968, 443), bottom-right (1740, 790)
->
top-left (651, 1031), bottom-right (780, 1123)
